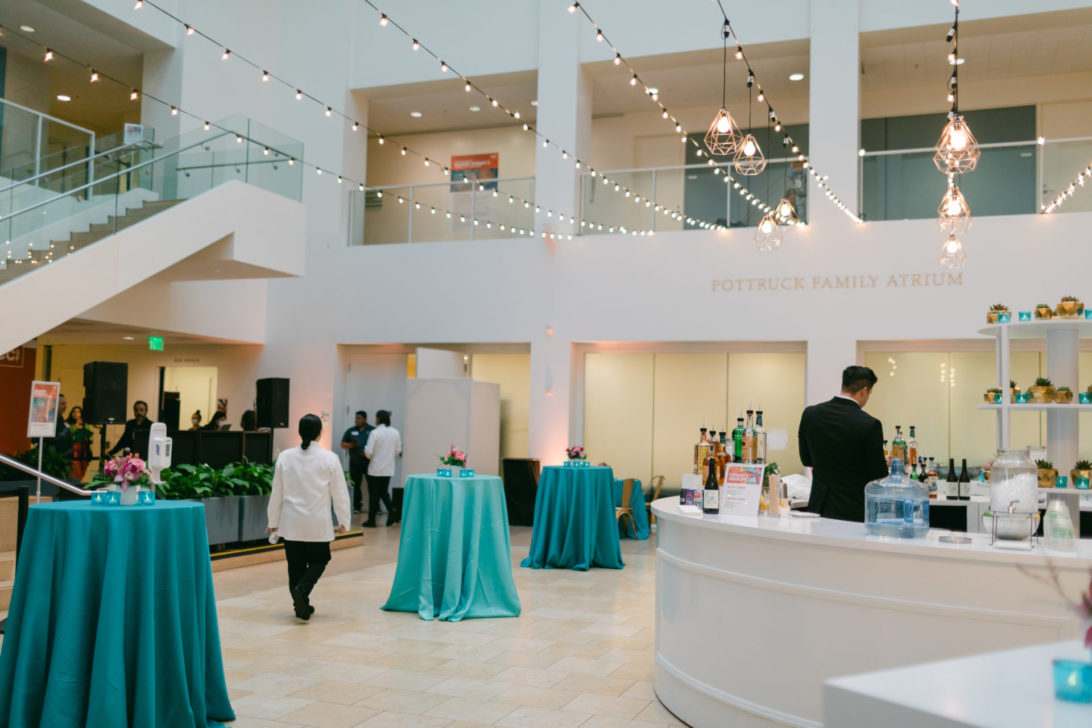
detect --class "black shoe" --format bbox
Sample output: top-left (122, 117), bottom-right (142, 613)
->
top-left (309, 605), bottom-right (315, 617)
top-left (387, 514), bottom-right (400, 527)
top-left (290, 585), bottom-right (310, 621)
top-left (362, 520), bottom-right (377, 528)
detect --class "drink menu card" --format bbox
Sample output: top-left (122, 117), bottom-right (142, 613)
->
top-left (721, 464), bottom-right (763, 516)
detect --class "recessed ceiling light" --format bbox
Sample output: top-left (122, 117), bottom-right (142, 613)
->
top-left (530, 100), bottom-right (538, 107)
top-left (948, 57), bottom-right (965, 66)
top-left (56, 94), bottom-right (72, 102)
top-left (19, 25), bottom-right (35, 33)
top-left (409, 111), bottom-right (423, 118)
top-left (122, 335), bottom-right (135, 341)
top-left (789, 73), bottom-right (805, 82)
top-left (468, 105), bottom-right (481, 112)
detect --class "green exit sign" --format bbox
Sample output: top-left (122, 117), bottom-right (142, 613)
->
top-left (148, 336), bottom-right (164, 352)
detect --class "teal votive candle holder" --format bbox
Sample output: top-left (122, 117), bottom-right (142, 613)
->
top-left (436, 467), bottom-right (452, 477)
top-left (998, 312), bottom-right (1012, 323)
top-left (1018, 311), bottom-right (1032, 321)
top-left (1077, 476), bottom-right (1090, 490)
top-left (105, 490), bottom-right (121, 506)
top-left (1053, 659), bottom-right (1092, 703)
top-left (137, 489), bottom-right (155, 505)
top-left (1080, 392), bottom-right (1092, 404)
top-left (1015, 392), bottom-right (1029, 404)
top-left (1057, 475), bottom-right (1069, 488)
top-left (1085, 309), bottom-right (1092, 319)
top-left (91, 490), bottom-right (107, 505)
top-left (993, 393), bottom-right (1003, 403)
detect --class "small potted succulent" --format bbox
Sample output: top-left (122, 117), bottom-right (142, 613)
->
top-left (1057, 295), bottom-right (1085, 319)
top-left (1055, 386), bottom-right (1074, 404)
top-left (1036, 459), bottom-right (1058, 489)
top-left (1010, 380), bottom-right (1022, 403)
top-left (1034, 303), bottom-right (1054, 320)
top-left (986, 303), bottom-right (1011, 324)
top-left (1028, 376), bottom-right (1055, 404)
top-left (1071, 459), bottom-right (1092, 490)
top-left (984, 387), bottom-right (1002, 404)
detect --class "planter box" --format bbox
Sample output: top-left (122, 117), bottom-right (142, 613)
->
top-left (189, 496), bottom-right (240, 546)
top-left (238, 494), bottom-right (271, 542)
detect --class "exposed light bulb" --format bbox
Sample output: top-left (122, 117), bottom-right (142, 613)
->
top-left (614, 53), bottom-right (621, 65)
top-left (440, 60), bottom-right (448, 72)
top-left (377, 135), bottom-right (384, 145)
top-left (130, 90), bottom-right (139, 101)
top-left (401, 146), bottom-right (407, 155)
top-left (90, 70), bottom-right (99, 83)
top-left (949, 126), bottom-right (967, 150)
top-left (170, 106), bottom-right (178, 116)
top-left (569, 2), bottom-right (579, 13)
top-left (185, 25), bottom-right (194, 35)
top-left (716, 116), bottom-right (731, 133)
top-left (44, 49), bottom-right (53, 62)
top-left (464, 80), bottom-right (471, 92)
top-left (262, 70), bottom-right (269, 82)
top-left (352, 121), bottom-right (359, 131)
top-left (203, 121), bottom-right (210, 130)
top-left (325, 106), bottom-right (332, 117)
top-left (596, 30), bottom-right (604, 42)
top-left (221, 49), bottom-right (230, 61)
top-left (743, 139), bottom-right (757, 156)
top-left (411, 39), bottom-right (420, 50)
top-left (295, 89), bottom-right (303, 100)
top-left (760, 219), bottom-right (773, 234)
top-left (134, 0), bottom-right (143, 9)
top-left (379, 14), bottom-right (388, 26)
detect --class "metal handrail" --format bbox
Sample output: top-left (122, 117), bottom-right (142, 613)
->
top-left (365, 175), bottom-right (535, 192)
top-left (0, 453), bottom-right (92, 496)
top-left (859, 135), bottom-right (1092, 158)
top-left (0, 140), bottom-right (158, 196)
top-left (1, 131), bottom-right (236, 222)
top-left (0, 97), bottom-right (95, 136)
top-left (586, 158), bottom-right (803, 176)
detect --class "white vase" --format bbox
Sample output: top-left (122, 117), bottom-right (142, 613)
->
top-left (120, 486), bottom-right (139, 506)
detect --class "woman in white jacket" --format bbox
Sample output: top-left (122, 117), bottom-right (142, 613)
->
top-left (267, 414), bottom-right (351, 621)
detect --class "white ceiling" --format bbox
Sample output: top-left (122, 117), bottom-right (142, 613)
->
top-left (38, 318), bottom-right (229, 347)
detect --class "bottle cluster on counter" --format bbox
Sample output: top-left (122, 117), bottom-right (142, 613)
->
top-left (681, 408), bottom-right (770, 514)
top-left (886, 424), bottom-right (977, 500)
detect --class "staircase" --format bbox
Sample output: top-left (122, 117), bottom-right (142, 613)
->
top-left (0, 200), bottom-right (181, 283)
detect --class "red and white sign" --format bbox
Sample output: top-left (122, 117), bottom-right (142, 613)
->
top-left (27, 380), bottom-right (60, 439)
top-left (721, 463), bottom-right (764, 516)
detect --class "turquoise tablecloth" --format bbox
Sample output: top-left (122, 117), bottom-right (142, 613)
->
top-left (382, 474), bottom-right (521, 621)
top-left (615, 478), bottom-right (650, 540)
top-left (521, 466), bottom-right (625, 570)
top-left (0, 501), bottom-right (234, 727)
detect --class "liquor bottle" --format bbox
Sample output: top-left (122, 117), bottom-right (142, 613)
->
top-left (945, 457), bottom-right (957, 500)
top-left (732, 415), bottom-right (745, 461)
top-left (883, 440), bottom-right (890, 467)
top-left (909, 463), bottom-right (919, 481)
top-left (717, 431), bottom-right (729, 482)
top-left (755, 410), bottom-right (768, 464)
top-left (743, 409), bottom-right (755, 463)
top-left (891, 426), bottom-right (907, 464)
top-left (957, 458), bottom-right (970, 500)
top-left (908, 426), bottom-right (918, 463)
top-left (703, 457), bottom-right (720, 514)
top-left (693, 427), bottom-right (709, 475)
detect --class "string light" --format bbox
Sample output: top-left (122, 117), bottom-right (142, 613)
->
top-left (262, 70), bottom-right (270, 82)
top-left (89, 69), bottom-right (99, 83)
top-left (1042, 160), bottom-right (1092, 214)
top-left (379, 13), bottom-right (388, 26)
top-left (221, 48), bottom-right (230, 61)
top-left (43, 48), bottom-right (53, 62)
top-left (129, 89), bottom-right (139, 101)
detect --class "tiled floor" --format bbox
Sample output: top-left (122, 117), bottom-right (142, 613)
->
top-left (214, 518), bottom-right (685, 728)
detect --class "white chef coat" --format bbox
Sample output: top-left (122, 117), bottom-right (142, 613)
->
top-left (267, 442), bottom-right (351, 542)
top-left (364, 424), bottom-right (401, 477)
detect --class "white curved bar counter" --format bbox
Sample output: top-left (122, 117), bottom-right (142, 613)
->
top-left (650, 498), bottom-right (1092, 728)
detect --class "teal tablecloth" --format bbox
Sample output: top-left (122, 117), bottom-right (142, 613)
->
top-left (382, 474), bottom-right (521, 621)
top-left (0, 501), bottom-right (234, 728)
top-left (521, 466), bottom-right (625, 570)
top-left (614, 478), bottom-right (650, 540)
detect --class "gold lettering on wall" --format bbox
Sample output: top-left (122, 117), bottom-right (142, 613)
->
top-left (711, 272), bottom-right (963, 293)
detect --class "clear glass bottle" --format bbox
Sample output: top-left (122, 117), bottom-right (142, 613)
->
top-left (988, 449), bottom-right (1038, 515)
top-left (865, 458), bottom-right (930, 538)
top-left (755, 410), bottom-right (767, 464)
top-left (908, 425), bottom-right (918, 463)
top-left (891, 426), bottom-right (907, 464)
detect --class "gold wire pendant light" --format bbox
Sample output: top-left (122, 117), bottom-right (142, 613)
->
top-left (937, 177), bottom-right (972, 234)
top-left (733, 73), bottom-right (765, 176)
top-left (774, 196), bottom-right (798, 225)
top-left (705, 23), bottom-right (743, 156)
top-left (754, 213), bottom-right (782, 251)
top-left (937, 234), bottom-right (967, 269)
top-left (934, 113), bottom-right (980, 175)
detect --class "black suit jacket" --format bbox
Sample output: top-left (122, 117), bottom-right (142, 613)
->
top-left (798, 397), bottom-right (889, 522)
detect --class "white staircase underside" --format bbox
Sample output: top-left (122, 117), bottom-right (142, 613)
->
top-left (0, 181), bottom-right (305, 353)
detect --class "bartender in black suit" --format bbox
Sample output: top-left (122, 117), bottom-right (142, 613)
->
top-left (798, 365), bottom-right (889, 522)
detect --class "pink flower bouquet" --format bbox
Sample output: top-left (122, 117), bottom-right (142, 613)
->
top-left (565, 446), bottom-right (586, 460)
top-left (440, 446), bottom-right (467, 467)
top-left (103, 454), bottom-right (149, 490)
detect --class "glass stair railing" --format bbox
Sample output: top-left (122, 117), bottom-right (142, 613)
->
top-left (0, 116), bottom-right (303, 286)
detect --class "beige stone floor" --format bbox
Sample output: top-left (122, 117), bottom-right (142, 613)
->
top-left (214, 518), bottom-right (685, 728)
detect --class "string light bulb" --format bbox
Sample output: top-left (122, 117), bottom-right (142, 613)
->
top-left (295, 89), bottom-right (303, 100)
top-left (129, 89), bottom-right (139, 101)
top-left (170, 106), bottom-right (178, 116)
top-left (262, 70), bottom-right (270, 82)
top-left (221, 49), bottom-right (230, 61)
top-left (596, 30), bottom-right (604, 42)
top-left (377, 135), bottom-right (384, 145)
top-left (411, 39), bottom-right (420, 50)
top-left (379, 14), bottom-right (388, 26)
top-left (185, 25), bottom-right (194, 35)
top-left (774, 197), bottom-right (799, 226)
top-left (44, 48), bottom-right (53, 62)
top-left (440, 60), bottom-right (448, 72)
top-left (89, 69), bottom-right (99, 83)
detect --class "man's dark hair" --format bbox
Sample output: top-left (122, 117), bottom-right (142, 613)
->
top-left (376, 410), bottom-right (391, 426)
top-left (134, 400), bottom-right (148, 409)
top-left (355, 410), bottom-right (367, 419)
top-left (841, 365), bottom-right (878, 394)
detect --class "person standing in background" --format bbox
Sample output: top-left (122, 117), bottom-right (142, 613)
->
top-left (798, 365), bottom-right (889, 522)
top-left (363, 409), bottom-right (401, 527)
top-left (340, 411), bottom-right (374, 514)
top-left (67, 406), bottom-right (93, 480)
top-left (240, 410), bottom-right (258, 431)
top-left (267, 414), bottom-right (351, 621)
top-left (189, 411), bottom-right (203, 431)
top-left (53, 394), bottom-right (73, 466)
top-left (108, 401), bottom-right (151, 456)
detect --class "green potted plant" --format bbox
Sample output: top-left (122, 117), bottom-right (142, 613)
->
top-left (1010, 379), bottom-right (1021, 403)
top-left (986, 303), bottom-right (1010, 324)
top-left (234, 461), bottom-right (276, 541)
top-left (984, 387), bottom-right (1002, 403)
top-left (1057, 295), bottom-right (1085, 319)
top-left (1071, 459), bottom-right (1092, 490)
top-left (1036, 459), bottom-right (1058, 489)
top-left (1034, 303), bottom-right (1053, 320)
top-left (159, 463), bottom-right (240, 545)
top-left (1055, 386), bottom-right (1074, 404)
top-left (1027, 376), bottom-right (1055, 404)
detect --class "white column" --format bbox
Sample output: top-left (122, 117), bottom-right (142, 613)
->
top-left (1045, 328), bottom-right (1078, 470)
top-left (806, 337), bottom-right (858, 406)
top-left (808, 0), bottom-right (860, 228)
top-left (528, 335), bottom-right (571, 464)
top-left (533, 0), bottom-right (591, 238)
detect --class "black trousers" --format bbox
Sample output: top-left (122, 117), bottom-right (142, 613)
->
top-left (368, 475), bottom-right (394, 521)
top-left (284, 540), bottom-right (331, 605)
top-left (348, 461), bottom-right (367, 511)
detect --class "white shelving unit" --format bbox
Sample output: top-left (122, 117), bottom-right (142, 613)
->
top-left (980, 318), bottom-right (1092, 469)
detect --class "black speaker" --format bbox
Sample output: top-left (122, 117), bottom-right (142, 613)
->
top-left (256, 378), bottom-right (289, 429)
top-left (159, 391), bottom-right (180, 431)
top-left (83, 361), bottom-right (128, 424)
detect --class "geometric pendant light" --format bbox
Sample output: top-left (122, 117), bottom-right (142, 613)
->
top-left (937, 234), bottom-right (967, 270)
top-left (705, 23), bottom-right (744, 157)
top-left (937, 177), bottom-right (972, 235)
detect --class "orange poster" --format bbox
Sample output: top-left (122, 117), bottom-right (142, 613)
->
top-left (450, 153), bottom-right (499, 191)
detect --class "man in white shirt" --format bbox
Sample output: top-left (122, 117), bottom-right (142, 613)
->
top-left (363, 409), bottom-right (402, 527)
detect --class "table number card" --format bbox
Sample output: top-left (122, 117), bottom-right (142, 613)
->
top-left (720, 464), bottom-right (763, 517)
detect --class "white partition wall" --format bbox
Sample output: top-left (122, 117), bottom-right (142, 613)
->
top-left (403, 378), bottom-right (501, 479)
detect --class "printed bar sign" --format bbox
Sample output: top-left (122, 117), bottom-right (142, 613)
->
top-left (27, 380), bottom-right (60, 439)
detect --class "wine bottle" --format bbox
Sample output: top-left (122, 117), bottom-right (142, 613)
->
top-left (957, 458), bottom-right (970, 500)
top-left (703, 457), bottom-right (720, 514)
top-left (945, 457), bottom-right (957, 500)
top-left (908, 425), bottom-right (918, 463)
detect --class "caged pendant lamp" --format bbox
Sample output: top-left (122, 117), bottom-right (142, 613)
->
top-left (705, 22), bottom-right (744, 156)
